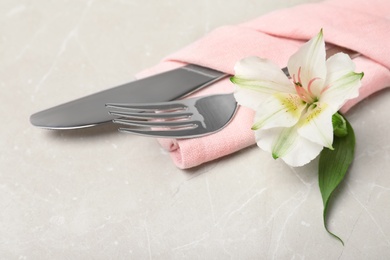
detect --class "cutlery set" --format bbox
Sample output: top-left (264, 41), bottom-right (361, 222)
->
top-left (30, 46), bottom-right (359, 138)
top-left (30, 64), bottom-right (227, 130)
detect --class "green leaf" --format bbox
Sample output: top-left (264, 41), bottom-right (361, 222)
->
top-left (318, 115), bottom-right (355, 245)
top-left (332, 112), bottom-right (348, 137)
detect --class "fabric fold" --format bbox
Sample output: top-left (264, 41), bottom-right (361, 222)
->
top-left (137, 0), bottom-right (390, 169)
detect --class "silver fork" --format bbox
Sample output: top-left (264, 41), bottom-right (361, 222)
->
top-left (106, 93), bottom-right (238, 138)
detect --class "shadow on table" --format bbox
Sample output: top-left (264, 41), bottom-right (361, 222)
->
top-left (44, 122), bottom-right (120, 140)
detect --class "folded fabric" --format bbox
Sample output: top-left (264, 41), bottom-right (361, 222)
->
top-left (137, 0), bottom-right (390, 169)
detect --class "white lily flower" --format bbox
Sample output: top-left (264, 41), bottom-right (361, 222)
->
top-left (231, 30), bottom-right (363, 167)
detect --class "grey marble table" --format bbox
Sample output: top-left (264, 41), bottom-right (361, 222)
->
top-left (1, 0), bottom-right (389, 259)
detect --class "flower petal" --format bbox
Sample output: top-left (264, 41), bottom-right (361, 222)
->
top-left (298, 102), bottom-right (334, 149)
top-left (255, 126), bottom-right (323, 167)
top-left (321, 53), bottom-right (364, 111)
top-left (252, 93), bottom-right (306, 130)
top-left (287, 30), bottom-right (326, 97)
top-left (232, 56), bottom-right (294, 94)
top-left (233, 85), bottom-right (269, 111)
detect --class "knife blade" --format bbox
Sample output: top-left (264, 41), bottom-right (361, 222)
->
top-left (30, 64), bottom-right (227, 129)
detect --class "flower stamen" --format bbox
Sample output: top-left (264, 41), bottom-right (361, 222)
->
top-left (293, 68), bottom-right (320, 104)
top-left (307, 77), bottom-right (320, 96)
top-left (294, 85), bottom-right (309, 103)
top-left (297, 67), bottom-right (302, 83)
top-left (320, 84), bottom-right (331, 95)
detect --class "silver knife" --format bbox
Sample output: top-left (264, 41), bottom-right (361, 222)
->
top-left (30, 64), bottom-right (226, 129)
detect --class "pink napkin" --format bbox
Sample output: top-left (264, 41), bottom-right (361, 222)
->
top-left (137, 0), bottom-right (390, 169)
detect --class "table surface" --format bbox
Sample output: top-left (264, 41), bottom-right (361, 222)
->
top-left (1, 0), bottom-right (390, 259)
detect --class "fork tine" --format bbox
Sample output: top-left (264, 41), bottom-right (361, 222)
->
top-left (112, 118), bottom-right (198, 128)
top-left (118, 127), bottom-right (201, 139)
top-left (105, 101), bottom-right (186, 111)
top-left (106, 93), bottom-right (238, 139)
top-left (109, 110), bottom-right (192, 119)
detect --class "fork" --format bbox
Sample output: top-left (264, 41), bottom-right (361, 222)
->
top-left (106, 93), bottom-right (238, 138)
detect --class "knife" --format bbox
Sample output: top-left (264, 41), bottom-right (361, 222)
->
top-left (30, 64), bottom-right (227, 129)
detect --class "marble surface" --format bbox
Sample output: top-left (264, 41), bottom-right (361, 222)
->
top-left (1, 0), bottom-right (390, 259)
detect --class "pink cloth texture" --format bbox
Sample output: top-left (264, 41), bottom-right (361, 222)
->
top-left (137, 0), bottom-right (390, 169)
